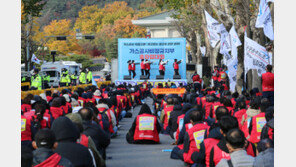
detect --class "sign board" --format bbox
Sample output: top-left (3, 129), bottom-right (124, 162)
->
top-left (118, 38), bottom-right (187, 80)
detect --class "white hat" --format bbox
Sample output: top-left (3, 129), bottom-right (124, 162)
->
top-left (39, 93), bottom-right (47, 101)
top-left (93, 90), bottom-right (101, 96)
top-left (63, 94), bottom-right (70, 103)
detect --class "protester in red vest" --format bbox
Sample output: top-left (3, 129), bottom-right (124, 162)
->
top-left (145, 60), bottom-right (152, 79)
top-left (127, 60), bottom-right (137, 79)
top-left (173, 59), bottom-right (182, 75)
top-left (192, 71), bottom-right (202, 92)
top-left (49, 98), bottom-right (64, 119)
top-left (140, 59), bottom-right (146, 76)
top-left (160, 97), bottom-right (175, 134)
top-left (32, 129), bottom-right (73, 167)
top-left (218, 68), bottom-right (228, 85)
top-left (22, 96), bottom-right (32, 113)
top-left (182, 110), bottom-right (210, 164)
top-left (159, 59), bottom-right (168, 76)
top-left (212, 66), bottom-right (220, 87)
top-left (261, 64), bottom-right (274, 105)
top-left (209, 116), bottom-right (256, 167)
top-left (21, 114), bottom-right (33, 149)
top-left (126, 104), bottom-right (161, 144)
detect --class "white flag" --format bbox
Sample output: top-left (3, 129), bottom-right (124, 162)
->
top-left (227, 58), bottom-right (238, 92)
top-left (31, 53), bottom-right (40, 64)
top-left (218, 24), bottom-right (231, 54)
top-left (229, 26), bottom-right (242, 47)
top-left (244, 33), bottom-right (270, 80)
top-left (205, 10), bottom-right (221, 47)
top-left (255, 0), bottom-right (274, 40)
top-left (200, 46), bottom-right (206, 56)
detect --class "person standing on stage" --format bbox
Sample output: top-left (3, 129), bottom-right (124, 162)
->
top-left (173, 59), bottom-right (182, 75)
top-left (145, 59), bottom-right (152, 79)
top-left (140, 59), bottom-right (146, 76)
top-left (127, 60), bottom-right (132, 77)
top-left (159, 59), bottom-right (168, 76)
top-left (131, 60), bottom-right (137, 79)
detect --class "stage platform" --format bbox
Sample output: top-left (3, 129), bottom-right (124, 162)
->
top-left (115, 79), bottom-right (187, 88)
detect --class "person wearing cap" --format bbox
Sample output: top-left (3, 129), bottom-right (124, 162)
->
top-left (32, 129), bottom-right (73, 167)
top-left (79, 69), bottom-right (86, 85)
top-left (93, 90), bottom-right (102, 103)
top-left (31, 68), bottom-right (42, 90)
top-left (86, 68), bottom-right (93, 84)
top-left (60, 68), bottom-right (71, 87)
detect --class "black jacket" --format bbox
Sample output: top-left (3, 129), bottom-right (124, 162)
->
top-left (168, 104), bottom-right (183, 139)
top-left (260, 118), bottom-right (274, 140)
top-left (51, 117), bottom-right (94, 167)
top-left (33, 147), bottom-right (73, 167)
top-left (82, 120), bottom-right (110, 159)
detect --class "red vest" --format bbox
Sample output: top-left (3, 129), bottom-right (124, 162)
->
top-left (192, 74), bottom-right (201, 83)
top-left (201, 97), bottom-right (207, 108)
top-left (231, 98), bottom-right (236, 108)
top-left (218, 71), bottom-right (227, 82)
top-left (234, 109), bottom-right (247, 129)
top-left (21, 104), bottom-right (31, 113)
top-left (128, 64), bottom-right (132, 70)
top-left (46, 96), bottom-right (53, 102)
top-left (211, 145), bottom-right (231, 166)
top-left (140, 62), bottom-right (145, 69)
top-left (204, 102), bottom-right (214, 119)
top-left (78, 97), bottom-right (86, 107)
top-left (131, 63), bottom-right (136, 71)
top-left (174, 62), bottom-right (179, 70)
top-left (175, 114), bottom-right (185, 142)
top-left (163, 105), bottom-right (175, 130)
top-left (21, 115), bottom-right (32, 141)
top-left (212, 70), bottom-right (219, 81)
top-left (78, 134), bottom-right (89, 148)
top-left (34, 153), bottom-right (62, 167)
top-left (96, 114), bottom-right (104, 130)
top-left (159, 64), bottom-right (165, 71)
top-left (49, 107), bottom-right (63, 119)
top-left (30, 115), bottom-right (50, 129)
top-left (248, 112), bottom-right (266, 143)
top-left (97, 107), bottom-right (114, 133)
top-left (262, 72), bottom-right (274, 91)
top-left (24, 110), bottom-right (35, 118)
top-left (145, 63), bottom-right (150, 70)
top-left (183, 123), bottom-right (210, 164)
top-left (226, 107), bottom-right (234, 116)
top-left (134, 114), bottom-right (159, 142)
top-left (204, 138), bottom-right (220, 167)
top-left (210, 102), bottom-right (223, 119)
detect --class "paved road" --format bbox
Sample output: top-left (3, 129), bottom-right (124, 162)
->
top-left (105, 97), bottom-right (184, 167)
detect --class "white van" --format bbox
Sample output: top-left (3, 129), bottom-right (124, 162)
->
top-left (41, 61), bottom-right (82, 87)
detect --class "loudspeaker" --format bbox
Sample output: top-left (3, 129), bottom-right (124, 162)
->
top-left (173, 75), bottom-right (181, 79)
top-left (186, 64), bottom-right (196, 71)
top-left (140, 75), bottom-right (148, 80)
top-left (202, 57), bottom-right (209, 66)
top-left (156, 75), bottom-right (164, 80)
top-left (124, 75), bottom-right (131, 80)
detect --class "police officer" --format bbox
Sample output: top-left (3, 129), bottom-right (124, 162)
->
top-left (79, 69), bottom-right (86, 85)
top-left (70, 71), bottom-right (78, 86)
top-left (60, 68), bottom-right (70, 87)
top-left (42, 73), bottom-right (50, 89)
top-left (31, 68), bottom-right (42, 90)
top-left (86, 68), bottom-right (92, 84)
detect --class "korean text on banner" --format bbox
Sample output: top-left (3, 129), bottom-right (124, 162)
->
top-left (204, 10), bottom-right (220, 48)
top-left (244, 33), bottom-right (270, 79)
top-left (152, 88), bottom-right (186, 95)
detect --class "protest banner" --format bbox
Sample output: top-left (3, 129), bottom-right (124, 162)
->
top-left (205, 10), bottom-right (221, 48)
top-left (152, 88), bottom-right (186, 95)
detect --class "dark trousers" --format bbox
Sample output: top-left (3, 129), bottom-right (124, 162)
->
top-left (130, 70), bottom-right (136, 78)
top-left (263, 91), bottom-right (274, 106)
top-left (159, 70), bottom-right (165, 76)
top-left (170, 146), bottom-right (184, 160)
top-left (174, 69), bottom-right (179, 75)
top-left (146, 70), bottom-right (150, 79)
top-left (193, 82), bottom-right (201, 92)
top-left (141, 69), bottom-right (145, 76)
